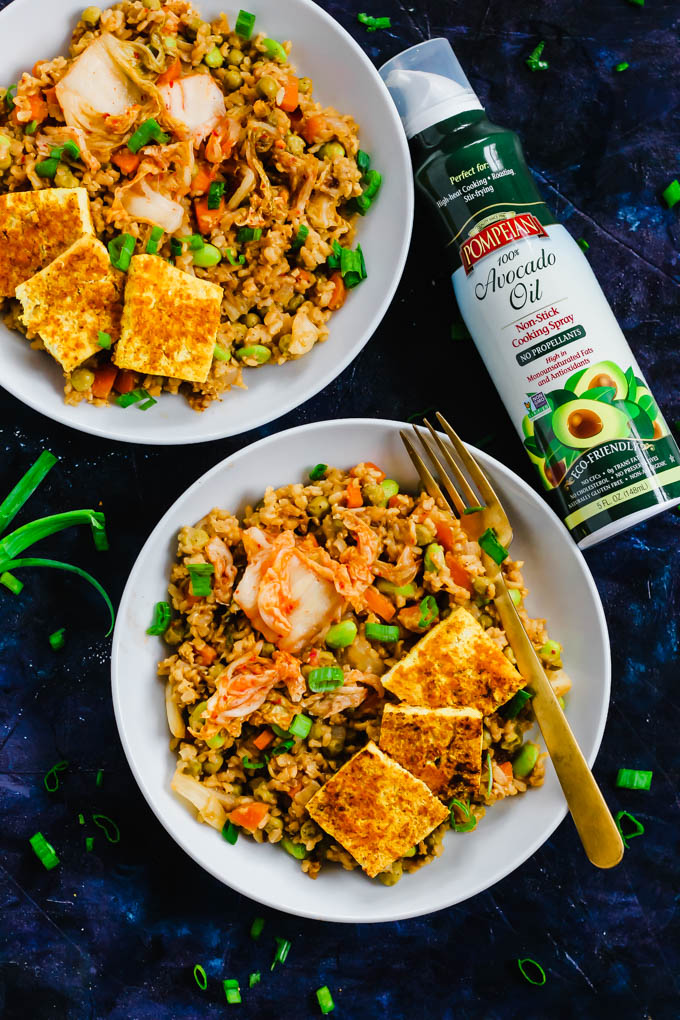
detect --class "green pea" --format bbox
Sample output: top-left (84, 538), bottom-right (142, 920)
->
top-left (0, 134), bottom-right (13, 171)
top-left (424, 543), bottom-right (443, 572)
top-left (285, 133), bottom-right (305, 156)
top-left (204, 754), bottom-right (223, 774)
top-left (235, 345), bottom-right (271, 364)
top-left (185, 759), bottom-right (202, 777)
top-left (376, 579), bottom-right (415, 598)
top-left (278, 333), bottom-right (293, 354)
top-left (142, 0), bottom-right (160, 8)
top-left (227, 47), bottom-right (244, 65)
top-left (244, 312), bottom-right (261, 328)
top-left (281, 837), bottom-right (307, 859)
top-left (261, 641), bottom-right (276, 658)
top-left (478, 613), bottom-right (493, 629)
top-left (257, 75), bottom-right (279, 100)
top-left (307, 495), bottom-right (330, 519)
top-left (325, 620), bottom-right (357, 648)
top-left (70, 367), bottom-right (94, 392)
top-left (204, 46), bottom-right (224, 68)
top-left (81, 5), bottom-right (101, 25)
top-left (402, 846), bottom-right (417, 858)
top-left (318, 142), bottom-right (345, 161)
top-left (206, 732), bottom-right (226, 748)
top-left (163, 620), bottom-right (185, 645)
top-left (223, 69), bottom-right (242, 90)
top-left (189, 700), bottom-right (208, 731)
top-left (414, 523), bottom-right (436, 546)
top-left (286, 293), bottom-right (304, 313)
top-left (298, 76), bottom-right (312, 94)
top-left (512, 741), bottom-right (540, 778)
top-left (192, 242), bottom-right (222, 267)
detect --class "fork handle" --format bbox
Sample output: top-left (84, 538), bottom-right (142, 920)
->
top-left (492, 578), bottom-right (623, 869)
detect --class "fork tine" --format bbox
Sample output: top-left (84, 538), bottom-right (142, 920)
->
top-left (422, 418), bottom-right (479, 508)
top-left (399, 431), bottom-right (448, 511)
top-left (435, 412), bottom-right (502, 511)
top-left (412, 424), bottom-right (468, 517)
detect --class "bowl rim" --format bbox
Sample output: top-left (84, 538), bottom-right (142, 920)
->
top-left (0, 0), bottom-right (414, 445)
top-left (110, 417), bottom-right (611, 923)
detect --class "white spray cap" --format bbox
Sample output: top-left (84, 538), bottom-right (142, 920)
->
top-left (379, 38), bottom-right (483, 138)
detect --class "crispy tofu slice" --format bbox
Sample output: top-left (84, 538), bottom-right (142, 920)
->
top-left (15, 234), bottom-right (124, 372)
top-left (382, 606), bottom-right (525, 715)
top-left (379, 703), bottom-right (483, 800)
top-left (306, 741), bottom-right (449, 878)
top-left (113, 255), bottom-right (223, 383)
top-left (0, 187), bottom-right (93, 298)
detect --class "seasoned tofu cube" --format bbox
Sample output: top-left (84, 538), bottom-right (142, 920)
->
top-left (379, 704), bottom-right (483, 800)
top-left (113, 255), bottom-right (223, 384)
top-left (306, 741), bottom-right (449, 878)
top-left (382, 606), bottom-right (525, 716)
top-left (15, 234), bottom-right (124, 373)
top-left (0, 187), bottom-right (93, 298)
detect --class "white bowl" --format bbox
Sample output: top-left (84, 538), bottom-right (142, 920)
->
top-left (0, 0), bottom-right (413, 444)
top-left (111, 418), bottom-right (611, 923)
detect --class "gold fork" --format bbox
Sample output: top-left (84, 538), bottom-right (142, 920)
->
top-left (402, 412), bottom-right (623, 869)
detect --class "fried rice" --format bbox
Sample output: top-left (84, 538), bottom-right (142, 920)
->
top-left (158, 461), bottom-right (572, 883)
top-left (0, 1), bottom-right (370, 410)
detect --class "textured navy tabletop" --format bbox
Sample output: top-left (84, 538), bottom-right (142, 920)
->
top-left (1, 1), bottom-right (679, 1017)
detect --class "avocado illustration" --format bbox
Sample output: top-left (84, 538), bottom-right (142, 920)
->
top-left (534, 456), bottom-right (566, 490)
top-left (552, 398), bottom-right (629, 449)
top-left (573, 360), bottom-right (628, 400)
top-left (522, 414), bottom-right (534, 439)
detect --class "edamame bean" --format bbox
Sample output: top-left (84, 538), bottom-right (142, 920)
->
top-left (298, 76), bottom-right (312, 93)
top-left (54, 165), bottom-right (78, 189)
top-left (509, 588), bottom-right (522, 607)
top-left (235, 345), bottom-right (271, 364)
top-left (512, 741), bottom-right (540, 778)
top-left (281, 837), bottom-right (307, 859)
top-left (286, 293), bottom-right (304, 313)
top-left (278, 333), bottom-right (293, 354)
top-left (382, 479), bottom-right (399, 500)
top-left (192, 243), bottom-right (222, 267)
top-left (325, 620), bottom-right (357, 648)
top-left (70, 368), bottom-right (94, 392)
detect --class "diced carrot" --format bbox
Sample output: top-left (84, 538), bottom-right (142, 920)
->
top-left (345, 476), bottom-right (363, 508)
top-left (43, 86), bottom-right (60, 115)
top-left (301, 114), bottom-right (327, 143)
top-left (327, 271), bottom-right (346, 310)
top-left (190, 164), bottom-right (214, 195)
top-left (157, 56), bottom-right (181, 87)
top-left (228, 801), bottom-right (269, 831)
top-left (194, 196), bottom-right (224, 233)
top-left (196, 645), bottom-right (216, 666)
top-left (161, 11), bottom-right (180, 33)
top-left (91, 363), bottom-right (118, 400)
top-left (364, 586), bottom-right (396, 622)
top-left (185, 592), bottom-right (202, 606)
top-left (114, 369), bottom-right (137, 395)
top-left (499, 761), bottom-right (513, 779)
top-left (435, 519), bottom-right (457, 552)
top-left (279, 75), bottom-right (299, 113)
top-left (398, 605), bottom-right (424, 632)
top-left (111, 148), bottom-right (141, 175)
top-left (388, 495), bottom-right (400, 509)
top-left (253, 729), bottom-right (275, 751)
top-left (445, 553), bottom-right (472, 592)
top-left (27, 93), bottom-right (48, 124)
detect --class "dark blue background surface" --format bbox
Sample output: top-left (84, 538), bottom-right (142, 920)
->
top-left (1, 1), bottom-right (679, 1017)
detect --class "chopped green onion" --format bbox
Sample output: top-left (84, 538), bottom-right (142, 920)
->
top-left (262, 38), bottom-right (287, 62)
top-left (170, 237), bottom-right (183, 256)
top-left (615, 809), bottom-right (645, 849)
top-left (242, 755), bottom-right (265, 769)
top-left (207, 180), bottom-right (225, 209)
top-left (352, 168), bottom-right (382, 215)
top-left (307, 666), bottom-right (344, 692)
top-left (222, 820), bottom-right (239, 844)
top-left (213, 344), bottom-right (230, 362)
top-left (116, 390), bottom-right (144, 408)
top-left (48, 627), bottom-right (66, 651)
top-left (614, 61), bottom-right (629, 72)
top-left (281, 837), bottom-right (307, 859)
top-left (271, 724), bottom-right (290, 738)
top-left (92, 813), bottom-right (120, 843)
top-left (78, 813), bottom-right (85, 825)
top-left (577, 237), bottom-right (590, 252)
top-left (108, 232), bottom-right (135, 271)
top-left (290, 223), bottom-right (309, 251)
top-left (193, 964), bottom-right (208, 990)
top-left (29, 831), bottom-right (59, 870)
top-left (325, 620), bottom-right (357, 648)
top-left (288, 713), bottom-right (312, 739)
top-left (235, 9), bottom-right (256, 38)
top-left (1, 571), bottom-right (23, 594)
top-left (463, 505), bottom-right (485, 515)
top-left (478, 527), bottom-right (509, 565)
top-left (616, 768), bottom-right (652, 791)
top-left (90, 515), bottom-right (109, 551)
top-left (626, 0), bottom-right (644, 5)
top-left (0, 450), bottom-right (57, 537)
top-left (662, 179), bottom-right (680, 208)
top-left (365, 622), bottom-right (400, 642)
top-left (309, 463), bottom-right (327, 481)
top-left (187, 562), bottom-right (214, 597)
top-left (526, 40), bottom-right (549, 71)
top-left (182, 233), bottom-right (204, 251)
top-left (5, 84), bottom-right (17, 110)
top-left (375, 579), bottom-right (415, 598)
top-left (517, 958), bottom-right (546, 986)
top-left (43, 760), bottom-right (68, 792)
top-left (418, 595), bottom-right (439, 629)
top-left (237, 226), bottom-right (262, 242)
top-left (249, 971), bottom-right (261, 988)
top-left (52, 139), bottom-right (80, 161)
top-left (423, 542), bottom-right (443, 573)
top-left (356, 149), bottom-right (370, 174)
top-left (225, 248), bottom-right (244, 265)
top-left (146, 224), bottom-right (164, 254)
top-left (138, 396), bottom-right (157, 411)
top-left (0, 508), bottom-right (105, 563)
top-left (316, 986), bottom-right (335, 1014)
top-left (24, 119), bottom-right (38, 135)
top-left (96, 769), bottom-right (104, 787)
top-left (223, 979), bottom-right (241, 1004)
top-left (0, 557), bottom-right (114, 635)
top-left (35, 157), bottom-right (59, 179)
top-left (127, 117), bottom-right (169, 153)
top-left (448, 798), bottom-right (477, 833)
top-left (357, 12), bottom-right (391, 30)
top-left (486, 750), bottom-right (493, 795)
top-left (85, 836), bottom-right (94, 852)
top-left (250, 916), bottom-right (265, 940)
top-left (271, 936), bottom-right (291, 970)
top-left (269, 739), bottom-right (294, 756)
top-left (500, 688), bottom-right (533, 719)
top-left (97, 330), bottom-right (112, 349)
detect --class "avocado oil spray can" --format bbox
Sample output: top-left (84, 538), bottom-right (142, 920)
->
top-left (380, 39), bottom-right (680, 548)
